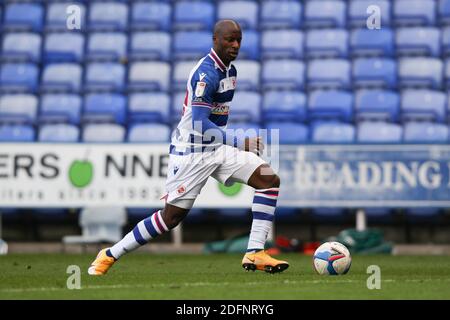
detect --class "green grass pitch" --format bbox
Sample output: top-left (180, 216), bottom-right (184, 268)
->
top-left (0, 253), bottom-right (449, 299)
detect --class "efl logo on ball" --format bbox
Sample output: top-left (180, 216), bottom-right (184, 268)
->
top-left (313, 242), bottom-right (352, 275)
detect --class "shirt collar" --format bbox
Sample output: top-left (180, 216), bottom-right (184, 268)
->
top-left (209, 48), bottom-right (229, 72)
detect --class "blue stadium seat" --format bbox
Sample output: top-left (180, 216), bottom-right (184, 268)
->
top-left (352, 58), bottom-right (397, 89)
top-left (229, 91), bottom-right (261, 123)
top-left (403, 122), bottom-right (449, 143)
top-left (38, 124), bottom-right (79, 142)
top-left (130, 32), bottom-right (171, 61)
top-left (266, 122), bottom-right (308, 144)
top-left (127, 123), bottom-right (171, 142)
top-left (130, 1), bottom-right (172, 31)
top-left (307, 59), bottom-right (351, 90)
top-left (306, 29), bottom-right (349, 58)
top-left (0, 94), bottom-right (37, 124)
top-left (172, 61), bottom-right (197, 92)
top-left (355, 90), bottom-right (400, 122)
top-left (399, 58), bottom-right (443, 90)
top-left (171, 91), bottom-right (188, 124)
top-left (230, 60), bottom-right (260, 91)
top-left (4, 3), bottom-right (44, 32)
top-left (304, 0), bottom-right (346, 29)
top-left (44, 33), bottom-right (84, 63)
top-left (311, 122), bottom-right (355, 143)
top-left (173, 1), bottom-right (214, 31)
top-left (217, 1), bottom-right (259, 30)
top-left (394, 0), bottom-right (436, 26)
top-left (442, 27), bottom-right (450, 56)
top-left (260, 0), bottom-right (302, 30)
top-left (0, 124), bottom-right (35, 142)
top-left (357, 122), bottom-right (403, 143)
top-left (262, 60), bottom-right (305, 91)
top-left (39, 94), bottom-right (82, 125)
top-left (239, 30), bottom-right (260, 60)
top-left (261, 30), bottom-right (304, 59)
top-left (46, 2), bottom-right (86, 32)
top-left (262, 91), bottom-right (307, 123)
top-left (41, 63), bottom-right (82, 93)
top-left (82, 124), bottom-right (125, 142)
top-left (85, 63), bottom-right (125, 92)
top-left (0, 63), bottom-right (39, 93)
top-left (129, 62), bottom-right (171, 92)
top-left (87, 33), bottom-right (127, 62)
top-left (89, 2), bottom-right (128, 31)
top-left (401, 90), bottom-right (447, 123)
top-left (439, 0), bottom-right (450, 25)
top-left (83, 93), bottom-right (127, 125)
top-left (173, 31), bottom-right (211, 61)
top-left (128, 93), bottom-right (171, 124)
top-left (350, 29), bottom-right (394, 57)
top-left (443, 59), bottom-right (450, 89)
top-left (308, 90), bottom-right (353, 123)
top-left (349, 0), bottom-right (391, 27)
top-left (396, 28), bottom-right (441, 57)
top-left (2, 33), bottom-right (42, 62)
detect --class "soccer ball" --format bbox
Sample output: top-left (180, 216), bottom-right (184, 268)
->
top-left (313, 241), bottom-right (351, 275)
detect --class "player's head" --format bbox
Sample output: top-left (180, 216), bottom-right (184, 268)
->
top-left (213, 19), bottom-right (242, 65)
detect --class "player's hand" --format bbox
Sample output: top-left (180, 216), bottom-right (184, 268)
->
top-left (244, 137), bottom-right (264, 155)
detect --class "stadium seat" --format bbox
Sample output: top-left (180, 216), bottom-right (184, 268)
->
top-left (262, 60), bottom-right (305, 91)
top-left (44, 33), bottom-right (85, 63)
top-left (311, 122), bottom-right (355, 143)
top-left (128, 92), bottom-right (171, 124)
top-left (355, 90), bottom-right (400, 122)
top-left (46, 2), bottom-right (86, 32)
top-left (229, 91), bottom-right (261, 123)
top-left (396, 28), bottom-right (441, 57)
top-left (38, 124), bottom-right (79, 142)
top-left (352, 58), bottom-right (397, 89)
top-left (266, 122), bottom-right (308, 144)
top-left (172, 61), bottom-right (197, 92)
top-left (2, 33), bottom-right (42, 62)
top-left (0, 94), bottom-right (38, 124)
top-left (217, 1), bottom-right (259, 30)
top-left (85, 63), bottom-right (125, 92)
top-left (87, 33), bottom-right (127, 62)
top-left (348, 0), bottom-right (391, 28)
top-left (261, 30), bottom-right (304, 59)
top-left (127, 123), bottom-right (171, 142)
top-left (401, 90), bottom-right (447, 123)
top-left (41, 63), bottom-right (82, 93)
top-left (308, 90), bottom-right (353, 123)
top-left (443, 59), bottom-right (450, 88)
top-left (260, 0), bottom-right (302, 30)
top-left (350, 29), bottom-right (394, 57)
top-left (394, 0), bottom-right (436, 26)
top-left (304, 0), bottom-right (346, 29)
top-left (239, 30), bottom-right (260, 60)
top-left (399, 58), bottom-right (443, 90)
top-left (442, 27), bottom-right (450, 56)
top-left (229, 60), bottom-right (260, 91)
top-left (130, 1), bottom-right (172, 31)
top-left (130, 32), bottom-right (171, 61)
top-left (39, 94), bottom-right (82, 125)
top-left (357, 122), bottom-right (403, 143)
top-left (83, 94), bottom-right (127, 125)
top-left (4, 3), bottom-right (44, 32)
top-left (82, 124), bottom-right (125, 142)
top-left (173, 31), bottom-right (211, 61)
top-left (171, 91), bottom-right (187, 124)
top-left (0, 63), bottom-right (39, 93)
top-left (306, 29), bottom-right (349, 58)
top-left (439, 0), bottom-right (450, 25)
top-left (129, 62), bottom-right (171, 92)
top-left (307, 59), bottom-right (351, 90)
top-left (403, 122), bottom-right (449, 143)
top-left (262, 91), bottom-right (307, 123)
top-left (0, 124), bottom-right (35, 142)
top-left (173, 1), bottom-right (214, 31)
top-left (89, 2), bottom-right (128, 31)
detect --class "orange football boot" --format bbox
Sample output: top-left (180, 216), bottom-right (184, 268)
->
top-left (242, 250), bottom-right (289, 274)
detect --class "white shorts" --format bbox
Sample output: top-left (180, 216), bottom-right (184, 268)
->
top-left (165, 144), bottom-right (266, 209)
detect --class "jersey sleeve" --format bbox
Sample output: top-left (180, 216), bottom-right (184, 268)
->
top-left (189, 68), bottom-right (217, 109)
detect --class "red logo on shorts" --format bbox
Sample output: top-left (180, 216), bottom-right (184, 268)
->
top-left (177, 185), bottom-right (186, 195)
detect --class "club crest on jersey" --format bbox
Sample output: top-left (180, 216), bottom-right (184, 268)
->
top-left (195, 81), bottom-right (206, 97)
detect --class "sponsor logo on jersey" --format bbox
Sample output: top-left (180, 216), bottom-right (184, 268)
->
top-left (211, 103), bottom-right (230, 115)
top-left (199, 72), bottom-right (207, 81)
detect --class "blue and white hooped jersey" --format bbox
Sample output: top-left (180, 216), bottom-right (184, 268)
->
top-left (171, 48), bottom-right (237, 152)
